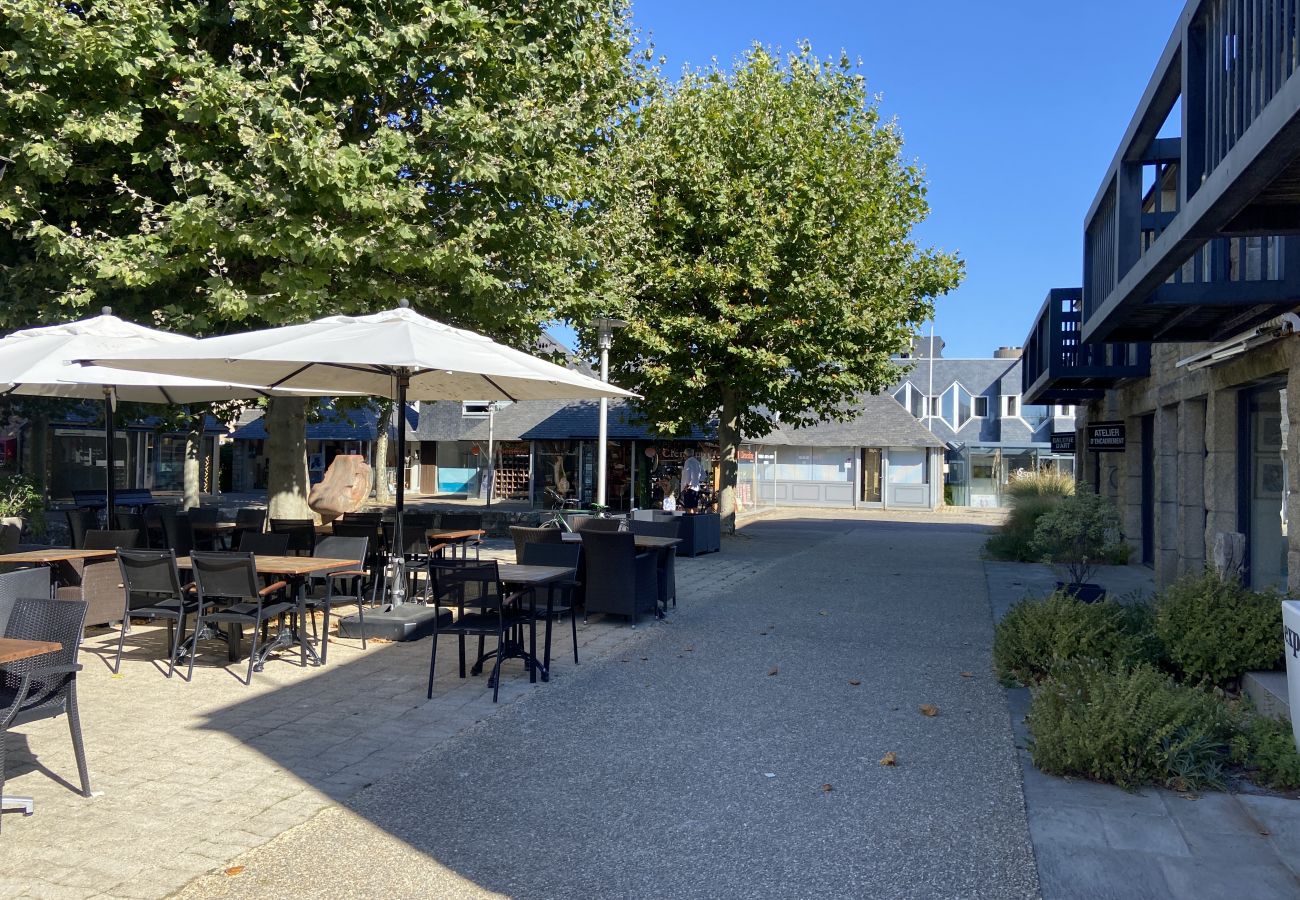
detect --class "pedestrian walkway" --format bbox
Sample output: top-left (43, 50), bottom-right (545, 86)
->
top-left (177, 512), bottom-right (1038, 899)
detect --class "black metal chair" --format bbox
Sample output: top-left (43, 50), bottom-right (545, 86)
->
top-left (82, 529), bottom-right (141, 552)
top-left (231, 508), bottom-right (267, 549)
top-left (159, 511), bottom-right (194, 558)
top-left (438, 513), bottom-right (484, 558)
top-left (0, 596), bottom-right (92, 827)
top-left (186, 507), bottom-right (221, 551)
top-left (114, 549), bottom-right (195, 678)
top-left (629, 519), bottom-right (679, 610)
top-left (577, 516), bottom-right (623, 533)
top-left (269, 518), bottom-right (316, 556)
top-left (579, 531), bottom-right (657, 627)
top-left (426, 560), bottom-right (529, 703)
top-left (509, 524), bottom-right (563, 563)
top-left (520, 541), bottom-right (582, 670)
top-left (331, 522), bottom-right (386, 602)
top-left (111, 510), bottom-right (147, 548)
top-left (236, 532), bottom-right (291, 556)
top-left (304, 536), bottom-right (370, 662)
top-left (187, 552), bottom-right (293, 685)
top-left (65, 509), bottom-right (98, 549)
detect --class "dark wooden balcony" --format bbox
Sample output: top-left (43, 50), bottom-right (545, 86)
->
top-left (1023, 289), bottom-right (1150, 404)
top-left (1083, 0), bottom-right (1300, 344)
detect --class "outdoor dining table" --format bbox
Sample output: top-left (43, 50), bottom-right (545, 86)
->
top-left (174, 554), bottom-right (360, 670)
top-left (0, 637), bottom-right (62, 818)
top-left (0, 548), bottom-right (116, 566)
top-left (426, 529), bottom-right (485, 559)
top-left (468, 562), bottom-right (574, 685)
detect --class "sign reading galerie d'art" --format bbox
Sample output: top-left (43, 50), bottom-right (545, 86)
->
top-left (1050, 431), bottom-right (1076, 454)
top-left (1086, 422), bottom-right (1126, 452)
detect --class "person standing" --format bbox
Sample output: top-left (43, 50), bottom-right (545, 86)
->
top-left (681, 447), bottom-right (704, 512)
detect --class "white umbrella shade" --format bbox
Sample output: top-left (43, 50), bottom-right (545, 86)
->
top-left (0, 310), bottom-right (288, 512)
top-left (82, 305), bottom-right (637, 402)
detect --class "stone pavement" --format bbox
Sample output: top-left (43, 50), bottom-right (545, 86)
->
top-left (986, 560), bottom-right (1300, 900)
top-left (176, 510), bottom-right (1037, 899)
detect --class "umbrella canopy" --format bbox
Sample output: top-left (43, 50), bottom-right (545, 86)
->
top-left (0, 310), bottom-right (275, 403)
top-left (82, 305), bottom-right (637, 401)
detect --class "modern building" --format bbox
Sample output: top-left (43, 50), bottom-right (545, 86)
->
top-left (891, 338), bottom-right (1077, 507)
top-left (1022, 0), bottom-right (1300, 592)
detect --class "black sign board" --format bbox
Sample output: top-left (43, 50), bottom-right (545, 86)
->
top-left (1050, 431), bottom-right (1076, 454)
top-left (1086, 422), bottom-right (1126, 452)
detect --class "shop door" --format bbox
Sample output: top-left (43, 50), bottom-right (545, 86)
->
top-left (861, 448), bottom-right (882, 503)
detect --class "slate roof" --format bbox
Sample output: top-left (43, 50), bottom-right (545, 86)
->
top-left (233, 404), bottom-right (380, 441)
top-left (407, 399), bottom-right (573, 442)
top-left (752, 394), bottom-right (946, 448)
top-left (522, 401), bottom-right (713, 442)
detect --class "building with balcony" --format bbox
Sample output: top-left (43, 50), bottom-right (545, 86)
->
top-left (891, 337), bottom-right (1077, 508)
top-left (1040, 0), bottom-right (1300, 591)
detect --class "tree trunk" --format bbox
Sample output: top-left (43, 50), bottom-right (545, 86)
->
top-left (717, 386), bottom-right (741, 534)
top-left (265, 396), bottom-right (314, 520)
top-left (373, 400), bottom-right (392, 504)
top-left (26, 412), bottom-right (48, 498)
top-left (182, 416), bottom-right (202, 510)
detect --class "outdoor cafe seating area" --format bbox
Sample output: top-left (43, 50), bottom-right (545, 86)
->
top-left (0, 502), bottom-right (708, 827)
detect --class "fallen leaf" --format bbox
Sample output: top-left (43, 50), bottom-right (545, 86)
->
top-left (1180, 793), bottom-right (1201, 801)
top-left (821, 783), bottom-right (833, 793)
top-left (684, 645), bottom-right (694, 652)
top-left (640, 657), bottom-right (648, 661)
top-left (1259, 828), bottom-right (1271, 836)
top-left (768, 666), bottom-right (779, 676)
top-left (818, 610), bottom-right (828, 616)
top-left (919, 704), bottom-right (939, 717)
top-left (960, 672), bottom-right (974, 678)
top-left (224, 866), bottom-right (245, 877)
top-left (848, 679), bottom-right (861, 686)
top-left (879, 752), bottom-right (898, 766)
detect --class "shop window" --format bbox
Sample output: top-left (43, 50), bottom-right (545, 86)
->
top-left (1001, 395), bottom-right (1020, 419)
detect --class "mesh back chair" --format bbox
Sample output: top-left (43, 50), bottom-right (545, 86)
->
top-left (577, 517), bottom-right (623, 533)
top-left (426, 560), bottom-right (528, 703)
top-left (520, 541), bottom-right (582, 669)
top-left (160, 512), bottom-right (194, 558)
top-left (114, 549), bottom-right (194, 677)
top-left (53, 530), bottom-right (140, 630)
top-left (0, 596), bottom-right (92, 825)
top-left (187, 552), bottom-right (293, 685)
top-left (438, 513), bottom-right (484, 558)
top-left (305, 536), bottom-right (370, 661)
top-left (270, 519), bottom-right (316, 556)
top-left (111, 511), bottom-right (147, 548)
top-left (65, 509), bottom-right (99, 549)
top-left (629, 519), bottom-right (680, 610)
top-left (236, 532), bottom-right (291, 556)
top-left (509, 525), bottom-right (563, 563)
top-left (231, 508), bottom-right (267, 549)
top-left (186, 508), bottom-right (221, 551)
top-left (580, 531), bottom-right (657, 627)
top-left (331, 522), bottom-right (386, 601)
top-left (0, 567), bottom-right (51, 636)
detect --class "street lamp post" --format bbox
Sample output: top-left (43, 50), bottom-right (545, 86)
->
top-left (593, 317), bottom-right (627, 510)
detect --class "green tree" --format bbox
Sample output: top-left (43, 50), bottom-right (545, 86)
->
top-left (589, 45), bottom-right (962, 528)
top-left (1, 0), bottom-right (642, 514)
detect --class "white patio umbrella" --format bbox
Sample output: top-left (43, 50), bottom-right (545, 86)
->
top-left (85, 302), bottom-right (637, 603)
top-left (0, 308), bottom-right (283, 512)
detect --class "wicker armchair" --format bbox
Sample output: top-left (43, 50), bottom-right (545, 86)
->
top-left (508, 525), bottom-right (563, 563)
top-left (629, 519), bottom-right (679, 610)
top-left (0, 596), bottom-right (92, 827)
top-left (580, 531), bottom-right (657, 627)
top-left (0, 567), bottom-right (51, 635)
top-left (576, 517), bottom-right (623, 533)
top-left (53, 529), bottom-right (141, 629)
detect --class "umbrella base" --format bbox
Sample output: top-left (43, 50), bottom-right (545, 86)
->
top-left (337, 606), bottom-right (451, 642)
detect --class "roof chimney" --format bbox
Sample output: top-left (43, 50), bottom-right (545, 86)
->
top-left (994, 346), bottom-right (1022, 359)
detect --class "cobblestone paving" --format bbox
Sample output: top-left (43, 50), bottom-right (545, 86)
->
top-left (0, 526), bottom-right (783, 899)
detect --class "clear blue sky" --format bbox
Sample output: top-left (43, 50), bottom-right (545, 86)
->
top-left (555, 0), bottom-right (1186, 359)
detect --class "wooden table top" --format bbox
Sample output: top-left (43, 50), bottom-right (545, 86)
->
top-left (497, 563), bottom-right (575, 585)
top-left (561, 532), bottom-right (681, 549)
top-left (175, 555), bottom-right (361, 576)
top-left (0, 548), bottom-right (117, 564)
top-left (192, 522), bottom-right (238, 533)
top-left (426, 529), bottom-right (485, 541)
top-left (0, 637), bottom-right (61, 665)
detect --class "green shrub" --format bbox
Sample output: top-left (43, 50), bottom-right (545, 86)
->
top-left (1027, 662), bottom-right (1236, 790)
top-left (986, 494), bottom-right (1065, 561)
top-left (1230, 714), bottom-right (1300, 790)
top-left (1030, 491), bottom-right (1125, 585)
top-left (1154, 572), bottom-right (1283, 686)
top-left (0, 473), bottom-right (44, 536)
top-left (994, 591), bottom-right (1160, 685)
top-left (1005, 468), bottom-right (1076, 501)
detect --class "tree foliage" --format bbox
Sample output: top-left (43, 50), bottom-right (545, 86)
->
top-left (587, 45), bottom-right (962, 523)
top-left (1, 0), bottom-right (642, 342)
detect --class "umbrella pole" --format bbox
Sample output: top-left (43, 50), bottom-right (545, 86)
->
top-left (103, 387), bottom-right (117, 523)
top-left (390, 374), bottom-right (408, 607)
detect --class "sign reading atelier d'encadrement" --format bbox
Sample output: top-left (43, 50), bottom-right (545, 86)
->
top-left (1050, 431), bottom-right (1076, 454)
top-left (1086, 422), bottom-right (1126, 452)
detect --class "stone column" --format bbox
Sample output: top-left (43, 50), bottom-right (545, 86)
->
top-left (1177, 399), bottom-right (1207, 576)
top-left (1286, 366), bottom-right (1300, 593)
top-left (1122, 413), bottom-right (1144, 560)
top-left (1155, 404), bottom-right (1180, 587)
top-left (1203, 388), bottom-right (1239, 557)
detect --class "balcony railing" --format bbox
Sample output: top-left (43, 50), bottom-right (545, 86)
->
top-left (1081, 0), bottom-right (1300, 344)
top-left (1023, 289), bottom-right (1150, 405)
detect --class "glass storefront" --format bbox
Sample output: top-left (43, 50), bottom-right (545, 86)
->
top-left (50, 428), bottom-right (131, 497)
top-left (1244, 386), bottom-right (1288, 590)
top-left (537, 440), bottom-right (579, 504)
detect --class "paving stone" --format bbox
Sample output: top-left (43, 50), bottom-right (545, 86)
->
top-left (1033, 844), bottom-right (1175, 900)
top-left (1159, 857), bottom-right (1300, 900)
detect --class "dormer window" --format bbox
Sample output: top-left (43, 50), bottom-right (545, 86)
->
top-left (462, 401), bottom-right (492, 418)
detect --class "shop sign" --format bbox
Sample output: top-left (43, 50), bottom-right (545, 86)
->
top-left (1049, 432), bottom-right (1076, 454)
top-left (737, 449), bottom-right (756, 462)
top-left (1086, 422), bottom-right (1126, 452)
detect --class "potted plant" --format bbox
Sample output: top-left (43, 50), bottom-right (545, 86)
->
top-left (1030, 490), bottom-right (1125, 602)
top-left (0, 473), bottom-right (44, 551)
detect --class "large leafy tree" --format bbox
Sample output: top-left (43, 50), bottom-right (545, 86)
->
top-left (589, 45), bottom-right (963, 529)
top-left (1, 0), bottom-right (641, 513)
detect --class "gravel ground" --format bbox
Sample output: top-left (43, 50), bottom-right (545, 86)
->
top-left (177, 512), bottom-right (1037, 899)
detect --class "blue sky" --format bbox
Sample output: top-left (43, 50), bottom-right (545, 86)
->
top-left (554, 0), bottom-right (1186, 359)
